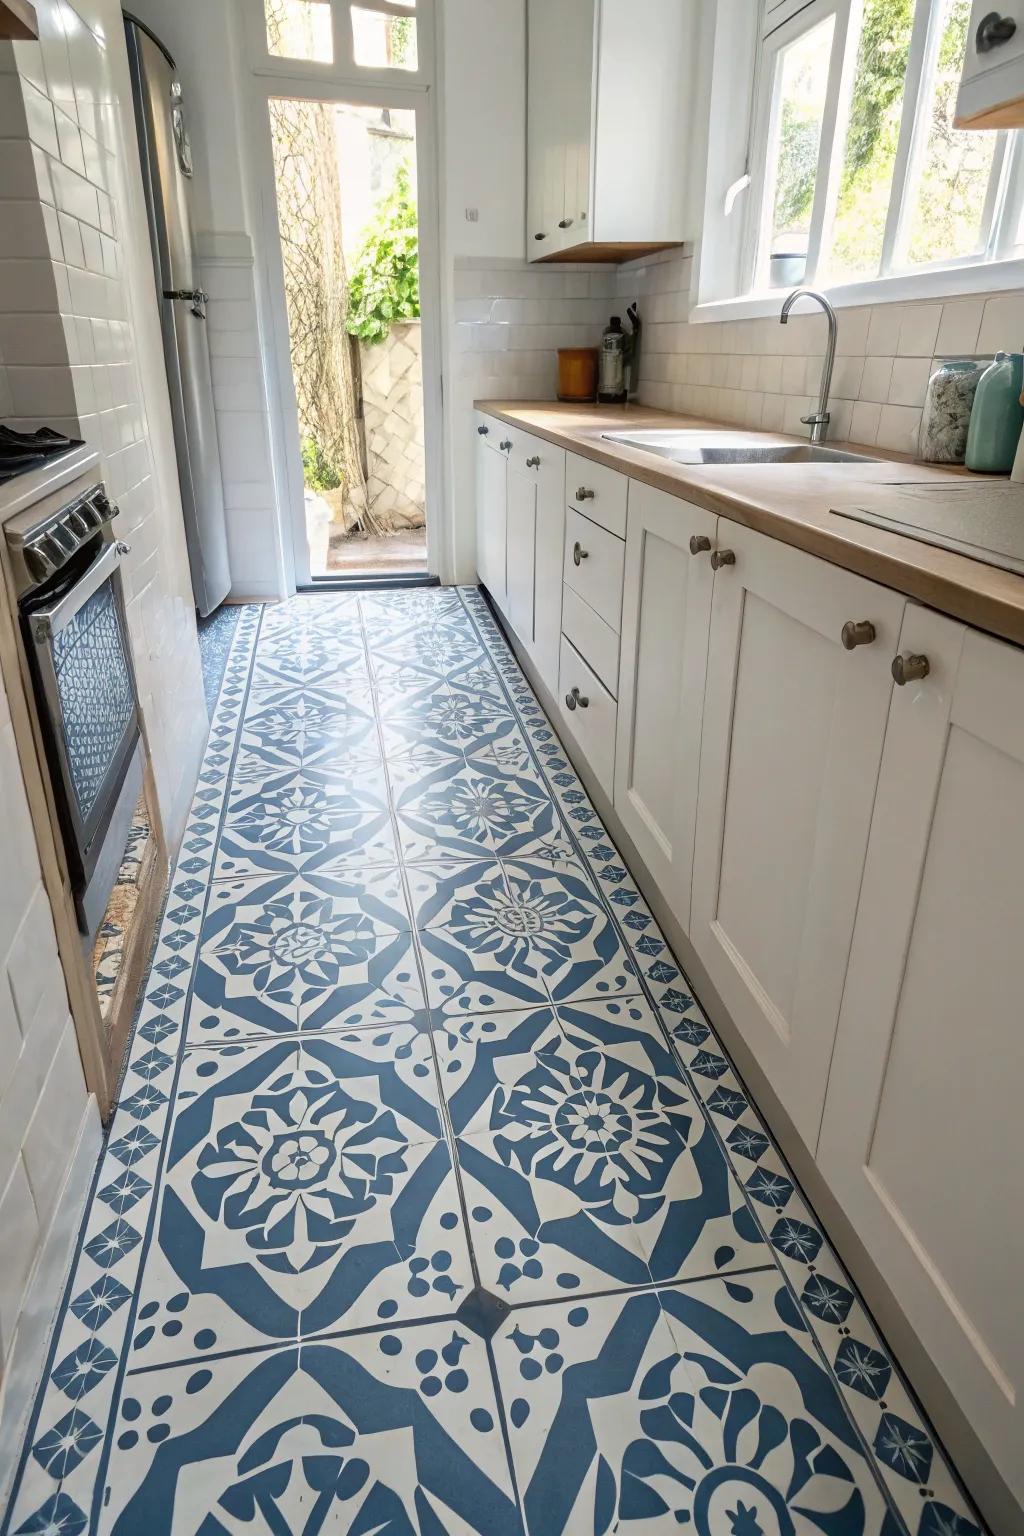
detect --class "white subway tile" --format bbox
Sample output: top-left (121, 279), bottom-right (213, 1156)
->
top-left (860, 355), bottom-right (894, 403)
top-left (897, 304), bottom-right (941, 357)
top-left (977, 293), bottom-right (1024, 354)
top-left (867, 306), bottom-right (904, 356)
top-left (888, 356), bottom-right (930, 408)
top-left (935, 297), bottom-right (984, 357)
top-left (831, 355), bottom-right (864, 400)
top-left (850, 399), bottom-right (882, 446)
top-left (876, 403), bottom-right (922, 454)
top-left (7, 364), bottom-right (76, 416)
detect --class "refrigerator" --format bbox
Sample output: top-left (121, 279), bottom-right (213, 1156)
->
top-left (125, 14), bottom-right (232, 618)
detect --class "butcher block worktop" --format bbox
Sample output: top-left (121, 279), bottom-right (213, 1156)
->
top-left (477, 400), bottom-right (1024, 648)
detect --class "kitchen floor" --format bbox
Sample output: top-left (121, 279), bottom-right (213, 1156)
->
top-left (2, 590), bottom-right (984, 1536)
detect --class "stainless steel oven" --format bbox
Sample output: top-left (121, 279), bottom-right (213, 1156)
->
top-left (5, 459), bottom-right (143, 939)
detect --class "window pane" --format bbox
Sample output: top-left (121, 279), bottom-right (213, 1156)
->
top-left (265, 0), bottom-right (333, 63)
top-left (765, 15), bottom-right (835, 287)
top-left (905, 0), bottom-right (998, 266)
top-left (825, 0), bottom-right (915, 283)
top-left (351, 7), bottom-right (419, 69)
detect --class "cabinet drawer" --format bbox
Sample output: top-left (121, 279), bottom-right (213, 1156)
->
top-left (567, 452), bottom-right (628, 537)
top-left (562, 584), bottom-right (620, 697)
top-left (564, 508), bottom-right (625, 633)
top-left (558, 635), bottom-right (617, 800)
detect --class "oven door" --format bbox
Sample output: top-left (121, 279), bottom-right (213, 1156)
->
top-left (22, 539), bottom-right (141, 890)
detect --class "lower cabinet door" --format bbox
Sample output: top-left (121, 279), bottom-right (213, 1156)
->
top-left (614, 483), bottom-right (716, 917)
top-left (558, 635), bottom-right (616, 800)
top-left (819, 606), bottom-right (1024, 1506)
top-left (475, 430), bottom-right (507, 609)
top-left (690, 520), bottom-right (905, 1150)
top-left (506, 462), bottom-right (538, 646)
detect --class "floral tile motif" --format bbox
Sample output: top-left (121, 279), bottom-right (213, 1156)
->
top-left (215, 768), bottom-right (397, 879)
top-left (494, 1277), bottom-right (892, 1536)
top-left (1, 591), bottom-right (987, 1536)
top-left (194, 872), bottom-right (425, 1035)
top-left (127, 1030), bottom-right (469, 1365)
top-left (100, 1329), bottom-right (519, 1535)
top-left (412, 856), bottom-right (639, 1018)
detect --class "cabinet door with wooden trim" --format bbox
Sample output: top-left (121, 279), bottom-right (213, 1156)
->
top-left (475, 421), bottom-right (508, 612)
top-left (614, 482), bottom-right (716, 919)
top-left (819, 605), bottom-right (1024, 1506)
top-left (690, 521), bottom-right (905, 1150)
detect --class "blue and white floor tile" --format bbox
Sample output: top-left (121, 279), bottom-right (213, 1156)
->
top-left (1, 590), bottom-right (986, 1535)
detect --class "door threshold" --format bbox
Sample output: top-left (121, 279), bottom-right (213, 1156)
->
top-left (299, 572), bottom-right (439, 593)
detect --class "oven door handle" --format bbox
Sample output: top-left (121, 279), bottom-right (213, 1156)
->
top-left (30, 540), bottom-right (130, 643)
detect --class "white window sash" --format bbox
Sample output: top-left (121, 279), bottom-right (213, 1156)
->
top-left (742, 0), bottom-right (1018, 301)
top-left (246, 0), bottom-right (431, 86)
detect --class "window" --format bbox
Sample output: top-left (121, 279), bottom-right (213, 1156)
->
top-left (262, 0), bottom-right (419, 74)
top-left (745, 0), bottom-right (1023, 295)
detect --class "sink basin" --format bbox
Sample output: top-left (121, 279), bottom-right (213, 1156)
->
top-left (602, 430), bottom-right (879, 467)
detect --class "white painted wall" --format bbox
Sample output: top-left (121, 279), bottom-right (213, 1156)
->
top-left (0, 0), bottom-right (212, 1472)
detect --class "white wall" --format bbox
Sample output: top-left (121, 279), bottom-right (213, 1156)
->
top-left (0, 0), bottom-right (208, 845)
top-left (0, 0), bottom-right (212, 1470)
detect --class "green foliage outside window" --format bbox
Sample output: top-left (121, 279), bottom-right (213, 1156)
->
top-left (345, 163), bottom-right (421, 345)
top-left (302, 435), bottom-right (343, 493)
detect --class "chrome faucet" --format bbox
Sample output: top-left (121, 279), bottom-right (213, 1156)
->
top-left (780, 288), bottom-right (837, 444)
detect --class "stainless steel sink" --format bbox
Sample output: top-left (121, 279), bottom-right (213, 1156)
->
top-left (602, 430), bottom-right (879, 466)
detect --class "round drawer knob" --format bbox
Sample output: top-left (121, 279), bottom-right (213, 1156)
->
top-left (841, 620), bottom-right (876, 650)
top-left (477, 424), bottom-right (489, 436)
top-left (565, 686), bottom-right (589, 711)
top-left (499, 439), bottom-right (513, 452)
top-left (526, 456), bottom-right (540, 468)
top-left (576, 487), bottom-right (595, 501)
top-left (573, 541), bottom-right (589, 566)
top-left (710, 549), bottom-right (736, 570)
top-left (689, 535), bottom-right (712, 556)
top-left (892, 652), bottom-right (930, 686)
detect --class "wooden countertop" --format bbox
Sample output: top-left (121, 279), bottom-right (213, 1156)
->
top-left (476, 400), bottom-right (1024, 648)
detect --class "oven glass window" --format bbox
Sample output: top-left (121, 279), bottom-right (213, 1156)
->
top-left (52, 583), bottom-right (135, 820)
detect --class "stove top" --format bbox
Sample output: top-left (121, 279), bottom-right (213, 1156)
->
top-left (0, 426), bottom-right (86, 485)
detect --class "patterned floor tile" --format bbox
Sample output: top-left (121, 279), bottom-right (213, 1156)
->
top-left (98, 1327), bottom-right (519, 1535)
top-left (0, 591), bottom-right (987, 1536)
top-left (494, 1276), bottom-right (892, 1535)
top-left (195, 873), bottom-right (425, 1035)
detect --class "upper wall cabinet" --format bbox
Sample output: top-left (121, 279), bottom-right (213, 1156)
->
top-left (955, 0), bottom-right (1024, 126)
top-left (526, 0), bottom-right (697, 263)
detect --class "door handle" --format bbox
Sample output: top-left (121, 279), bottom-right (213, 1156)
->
top-left (976, 11), bottom-right (1017, 51)
top-left (892, 653), bottom-right (930, 685)
top-left (573, 541), bottom-right (589, 566)
top-left (565, 686), bottom-right (589, 711)
top-left (710, 549), bottom-right (735, 570)
top-left (689, 535), bottom-right (712, 556)
top-left (526, 456), bottom-right (540, 468)
top-left (841, 620), bottom-right (876, 650)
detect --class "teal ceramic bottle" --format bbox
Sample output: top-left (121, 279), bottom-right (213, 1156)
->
top-left (965, 351), bottom-right (1024, 473)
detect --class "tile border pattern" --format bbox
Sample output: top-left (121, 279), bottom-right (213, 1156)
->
top-left (0, 590), bottom-right (986, 1536)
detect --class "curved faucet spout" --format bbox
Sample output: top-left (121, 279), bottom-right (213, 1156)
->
top-left (780, 288), bottom-right (838, 444)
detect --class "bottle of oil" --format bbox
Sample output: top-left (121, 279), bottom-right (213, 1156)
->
top-left (598, 316), bottom-right (627, 404)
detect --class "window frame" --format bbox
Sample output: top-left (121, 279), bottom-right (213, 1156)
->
top-left (696, 0), bottom-right (1024, 323)
top-left (246, 0), bottom-right (432, 89)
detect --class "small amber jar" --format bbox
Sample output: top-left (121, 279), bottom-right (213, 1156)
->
top-left (558, 347), bottom-right (599, 403)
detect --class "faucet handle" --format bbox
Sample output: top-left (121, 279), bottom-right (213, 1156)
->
top-left (801, 412), bottom-right (830, 427)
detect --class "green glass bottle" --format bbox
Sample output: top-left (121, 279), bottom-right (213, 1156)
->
top-left (965, 351), bottom-right (1024, 474)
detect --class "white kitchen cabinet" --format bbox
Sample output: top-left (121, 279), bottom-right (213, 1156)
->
top-left (819, 605), bottom-right (1024, 1506)
top-left (558, 635), bottom-right (617, 798)
top-left (955, 1), bottom-right (1024, 127)
top-left (475, 419), bottom-right (510, 612)
top-left (505, 431), bottom-right (566, 696)
top-left (526, 0), bottom-right (697, 261)
top-left (690, 521), bottom-right (905, 1150)
top-left (614, 484), bottom-right (717, 919)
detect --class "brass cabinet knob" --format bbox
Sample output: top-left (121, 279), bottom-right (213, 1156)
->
top-left (573, 542), bottom-right (589, 566)
top-left (689, 535), bottom-right (712, 556)
top-left (526, 456), bottom-right (540, 468)
top-left (565, 686), bottom-right (589, 711)
top-left (841, 620), bottom-right (876, 650)
top-left (576, 487), bottom-right (595, 501)
top-left (892, 652), bottom-right (930, 686)
top-left (710, 549), bottom-right (736, 570)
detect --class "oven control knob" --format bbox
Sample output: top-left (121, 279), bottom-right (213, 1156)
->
top-left (89, 492), bottom-right (113, 524)
top-left (43, 533), bottom-right (67, 566)
top-left (25, 544), bottom-right (54, 582)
